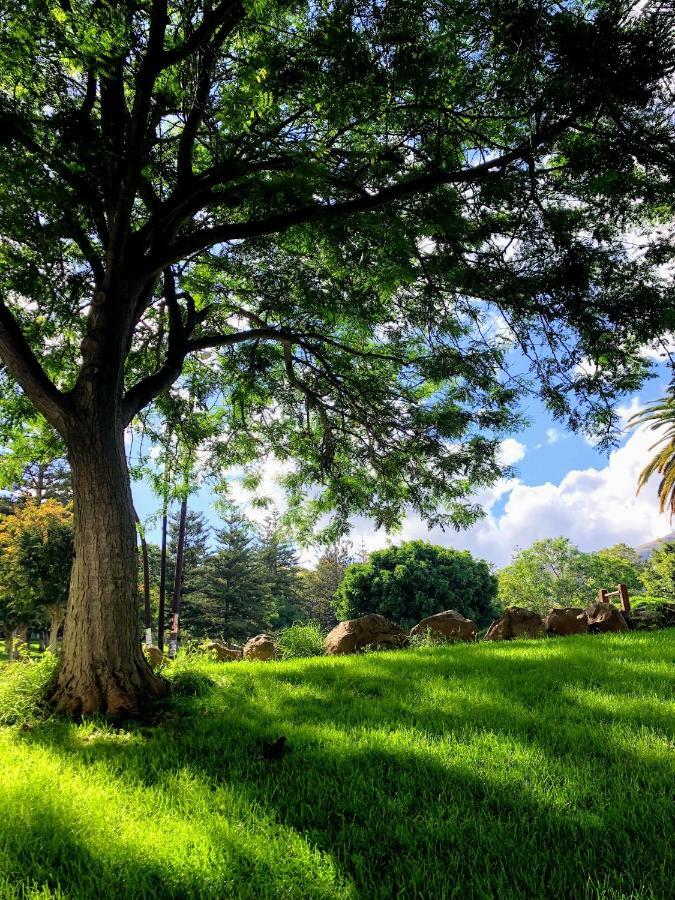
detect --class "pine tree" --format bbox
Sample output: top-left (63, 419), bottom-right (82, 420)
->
top-left (258, 514), bottom-right (306, 627)
top-left (190, 513), bottom-right (276, 641)
top-left (166, 509), bottom-right (210, 641)
top-left (302, 541), bottom-right (353, 629)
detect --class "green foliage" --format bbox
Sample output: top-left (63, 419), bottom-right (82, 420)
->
top-left (632, 595), bottom-right (672, 608)
top-left (0, 653), bottom-right (58, 726)
top-left (257, 514), bottom-right (306, 628)
top-left (640, 542), bottom-right (675, 600)
top-left (631, 381), bottom-right (675, 518)
top-left (189, 511), bottom-right (277, 641)
top-left (0, 501), bottom-right (73, 629)
top-left (276, 623), bottom-right (325, 660)
top-left (335, 540), bottom-right (497, 627)
top-left (497, 537), bottom-right (646, 614)
top-left (0, 633), bottom-right (673, 897)
top-left (1, 0), bottom-right (673, 544)
top-left (300, 541), bottom-right (352, 629)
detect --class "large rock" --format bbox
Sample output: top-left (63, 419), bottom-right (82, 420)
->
top-left (204, 641), bottom-right (243, 661)
top-left (410, 610), bottom-right (477, 643)
top-left (484, 607), bottom-right (545, 641)
top-left (545, 607), bottom-right (588, 637)
top-left (324, 614), bottom-right (409, 655)
top-left (243, 634), bottom-right (279, 661)
top-left (585, 602), bottom-right (628, 633)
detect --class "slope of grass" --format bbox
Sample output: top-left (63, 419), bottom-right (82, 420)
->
top-left (0, 631), bottom-right (673, 899)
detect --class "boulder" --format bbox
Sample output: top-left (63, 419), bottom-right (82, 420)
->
top-left (203, 641), bottom-right (243, 661)
top-left (585, 602), bottom-right (628, 633)
top-left (243, 634), bottom-right (279, 661)
top-left (144, 645), bottom-right (167, 669)
top-left (410, 609), bottom-right (477, 643)
top-left (545, 607), bottom-right (588, 637)
top-left (324, 614), bottom-right (409, 655)
top-left (484, 607), bottom-right (545, 641)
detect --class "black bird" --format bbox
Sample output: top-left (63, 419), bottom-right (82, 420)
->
top-left (258, 736), bottom-right (289, 761)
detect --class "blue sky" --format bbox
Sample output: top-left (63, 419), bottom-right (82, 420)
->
top-left (132, 357), bottom-right (674, 571)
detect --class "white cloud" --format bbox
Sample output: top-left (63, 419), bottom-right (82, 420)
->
top-left (498, 438), bottom-right (526, 466)
top-left (362, 425), bottom-right (671, 569)
top-left (546, 427), bottom-right (562, 445)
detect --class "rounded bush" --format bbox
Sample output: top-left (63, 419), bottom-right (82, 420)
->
top-left (335, 541), bottom-right (497, 628)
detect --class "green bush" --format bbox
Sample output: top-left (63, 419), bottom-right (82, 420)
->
top-left (335, 541), bottom-right (497, 628)
top-left (0, 653), bottom-right (58, 725)
top-left (631, 595), bottom-right (672, 608)
top-left (277, 622), bottom-right (325, 659)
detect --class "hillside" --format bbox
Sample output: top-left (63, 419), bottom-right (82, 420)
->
top-left (636, 532), bottom-right (675, 560)
top-left (1, 632), bottom-right (674, 899)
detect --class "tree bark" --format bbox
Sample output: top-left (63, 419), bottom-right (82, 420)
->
top-left (168, 496), bottom-right (188, 658)
top-left (4, 628), bottom-right (15, 662)
top-left (134, 508), bottom-right (153, 647)
top-left (51, 418), bottom-right (166, 716)
top-left (158, 509), bottom-right (168, 653)
top-left (46, 605), bottom-right (65, 654)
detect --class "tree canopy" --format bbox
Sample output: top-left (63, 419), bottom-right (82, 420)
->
top-left (496, 537), bottom-right (646, 614)
top-left (1, 1), bottom-right (673, 530)
top-left (335, 540), bottom-right (497, 627)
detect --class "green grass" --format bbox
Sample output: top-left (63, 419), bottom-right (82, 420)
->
top-left (0, 632), bottom-right (674, 899)
top-left (0, 642), bottom-right (45, 663)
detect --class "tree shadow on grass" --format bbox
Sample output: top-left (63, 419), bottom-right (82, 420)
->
top-left (10, 632), bottom-right (675, 899)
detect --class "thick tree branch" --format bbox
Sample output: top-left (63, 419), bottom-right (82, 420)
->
top-left (0, 298), bottom-right (68, 431)
top-left (149, 111), bottom-right (586, 272)
top-left (159, 0), bottom-right (245, 70)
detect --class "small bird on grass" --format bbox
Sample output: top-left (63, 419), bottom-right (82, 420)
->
top-left (258, 736), bottom-right (289, 761)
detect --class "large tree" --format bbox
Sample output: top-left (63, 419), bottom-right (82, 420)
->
top-left (0, 1), bottom-right (673, 713)
top-left (497, 537), bottom-right (645, 614)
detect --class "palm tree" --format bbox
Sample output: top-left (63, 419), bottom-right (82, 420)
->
top-left (631, 382), bottom-right (675, 518)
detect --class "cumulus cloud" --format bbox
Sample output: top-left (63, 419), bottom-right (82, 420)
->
top-left (360, 424), bottom-right (671, 569)
top-left (498, 438), bottom-right (526, 466)
top-left (207, 397), bottom-right (672, 570)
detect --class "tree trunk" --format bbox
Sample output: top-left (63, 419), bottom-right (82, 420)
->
top-left (15, 623), bottom-right (29, 657)
top-left (158, 509), bottom-right (168, 653)
top-left (47, 605), bottom-right (65, 654)
top-left (134, 508), bottom-right (153, 647)
top-left (51, 421), bottom-right (166, 716)
top-left (4, 628), bottom-right (15, 662)
top-left (168, 497), bottom-right (188, 659)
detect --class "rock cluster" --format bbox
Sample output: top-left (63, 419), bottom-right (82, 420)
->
top-left (585, 602), bottom-right (628, 633)
top-left (409, 609), bottom-right (477, 642)
top-left (203, 641), bottom-right (243, 661)
top-left (484, 607), bottom-right (545, 641)
top-left (243, 634), bottom-right (279, 661)
top-left (544, 607), bottom-right (588, 636)
top-left (324, 614), bottom-right (409, 655)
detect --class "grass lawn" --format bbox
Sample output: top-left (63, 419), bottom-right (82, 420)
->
top-left (0, 631), bottom-right (673, 899)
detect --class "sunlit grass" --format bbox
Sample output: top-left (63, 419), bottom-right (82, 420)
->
top-left (0, 631), bottom-right (673, 898)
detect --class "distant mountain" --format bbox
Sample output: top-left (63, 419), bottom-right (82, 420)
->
top-left (636, 532), bottom-right (675, 560)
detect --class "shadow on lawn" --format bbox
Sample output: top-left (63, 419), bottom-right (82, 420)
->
top-left (10, 633), bottom-right (675, 898)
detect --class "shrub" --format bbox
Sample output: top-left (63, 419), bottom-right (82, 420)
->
top-left (631, 595), bottom-right (672, 608)
top-left (277, 622), bottom-right (325, 659)
top-left (335, 541), bottom-right (497, 628)
top-left (0, 653), bottom-right (58, 725)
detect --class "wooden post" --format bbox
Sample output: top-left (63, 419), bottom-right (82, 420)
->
top-left (617, 583), bottom-right (630, 615)
top-left (598, 588), bottom-right (609, 603)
